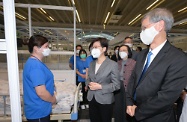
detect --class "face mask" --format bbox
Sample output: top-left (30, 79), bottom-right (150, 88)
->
top-left (124, 43), bottom-right (133, 48)
top-left (119, 52), bottom-right (128, 59)
top-left (76, 50), bottom-right (80, 54)
top-left (42, 48), bottom-right (51, 56)
top-left (115, 50), bottom-right (118, 54)
top-left (140, 25), bottom-right (159, 45)
top-left (91, 48), bottom-right (101, 58)
top-left (80, 54), bottom-right (86, 59)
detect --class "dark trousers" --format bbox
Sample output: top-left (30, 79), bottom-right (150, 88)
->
top-left (114, 80), bottom-right (126, 122)
top-left (27, 115), bottom-right (50, 122)
top-left (176, 98), bottom-right (183, 122)
top-left (89, 97), bottom-right (113, 122)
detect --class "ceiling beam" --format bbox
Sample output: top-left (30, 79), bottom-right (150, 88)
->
top-left (24, 21), bottom-right (187, 33)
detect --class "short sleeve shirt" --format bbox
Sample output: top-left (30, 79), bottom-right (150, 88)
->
top-left (23, 58), bottom-right (54, 119)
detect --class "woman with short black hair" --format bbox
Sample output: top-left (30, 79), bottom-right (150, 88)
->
top-left (23, 35), bottom-right (56, 122)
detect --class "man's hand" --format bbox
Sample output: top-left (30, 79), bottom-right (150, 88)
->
top-left (127, 105), bottom-right (137, 117)
top-left (88, 82), bottom-right (102, 90)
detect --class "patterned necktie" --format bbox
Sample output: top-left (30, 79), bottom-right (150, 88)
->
top-left (134, 51), bottom-right (152, 100)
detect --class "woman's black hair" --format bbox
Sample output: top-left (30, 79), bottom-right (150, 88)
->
top-left (28, 35), bottom-right (48, 53)
top-left (137, 46), bottom-right (142, 51)
top-left (114, 46), bottom-right (119, 51)
top-left (118, 45), bottom-right (132, 60)
top-left (79, 49), bottom-right (87, 58)
top-left (92, 38), bottom-right (109, 55)
top-left (88, 41), bottom-right (94, 51)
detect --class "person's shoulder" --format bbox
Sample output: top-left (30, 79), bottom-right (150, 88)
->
top-left (86, 55), bottom-right (92, 60)
top-left (69, 55), bottom-right (74, 62)
top-left (107, 57), bottom-right (118, 65)
top-left (90, 59), bottom-right (96, 65)
top-left (24, 58), bottom-right (42, 70)
top-left (170, 45), bottom-right (187, 58)
top-left (136, 48), bottom-right (148, 58)
top-left (26, 58), bottom-right (40, 64)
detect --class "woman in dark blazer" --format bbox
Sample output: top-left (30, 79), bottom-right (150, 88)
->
top-left (114, 45), bottom-right (136, 122)
top-left (86, 38), bottom-right (120, 122)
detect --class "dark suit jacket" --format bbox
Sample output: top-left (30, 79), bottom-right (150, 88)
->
top-left (86, 57), bottom-right (120, 104)
top-left (126, 41), bottom-right (187, 122)
top-left (131, 50), bottom-right (138, 61)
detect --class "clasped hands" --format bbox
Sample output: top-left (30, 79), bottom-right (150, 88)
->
top-left (126, 105), bottom-right (137, 117)
top-left (88, 82), bottom-right (102, 90)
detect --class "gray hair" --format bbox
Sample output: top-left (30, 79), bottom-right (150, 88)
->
top-left (142, 8), bottom-right (174, 32)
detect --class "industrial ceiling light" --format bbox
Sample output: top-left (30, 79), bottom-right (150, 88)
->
top-left (49, 16), bottom-right (54, 21)
top-left (173, 18), bottom-right (187, 26)
top-left (111, 0), bottom-right (116, 7)
top-left (39, 8), bottom-right (46, 14)
top-left (37, 8), bottom-right (55, 22)
top-left (71, 0), bottom-right (75, 5)
top-left (104, 12), bottom-right (110, 23)
top-left (150, 0), bottom-right (165, 10)
top-left (179, 21), bottom-right (187, 25)
top-left (15, 12), bottom-right (26, 20)
top-left (146, 0), bottom-right (165, 10)
top-left (76, 10), bottom-right (81, 22)
top-left (128, 14), bottom-right (141, 25)
top-left (114, 32), bottom-right (119, 36)
top-left (103, 24), bottom-right (106, 29)
top-left (146, 0), bottom-right (159, 10)
top-left (178, 7), bottom-right (187, 12)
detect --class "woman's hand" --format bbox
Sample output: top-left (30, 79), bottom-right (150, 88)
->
top-left (80, 74), bottom-right (86, 79)
top-left (51, 95), bottom-right (57, 105)
top-left (88, 82), bottom-right (102, 90)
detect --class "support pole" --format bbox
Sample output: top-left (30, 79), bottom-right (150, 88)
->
top-left (28, 6), bottom-right (32, 37)
top-left (73, 7), bottom-right (76, 84)
top-left (3, 0), bottom-right (22, 121)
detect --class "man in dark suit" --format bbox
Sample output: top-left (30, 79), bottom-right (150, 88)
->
top-left (123, 37), bottom-right (138, 61)
top-left (126, 8), bottom-right (187, 122)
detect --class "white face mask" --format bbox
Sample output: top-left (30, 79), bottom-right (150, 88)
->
top-left (115, 50), bottom-right (118, 54)
top-left (42, 48), bottom-right (51, 56)
top-left (124, 43), bottom-right (133, 48)
top-left (119, 52), bottom-right (128, 59)
top-left (76, 50), bottom-right (80, 54)
top-left (91, 48), bottom-right (101, 58)
top-left (140, 25), bottom-right (159, 45)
